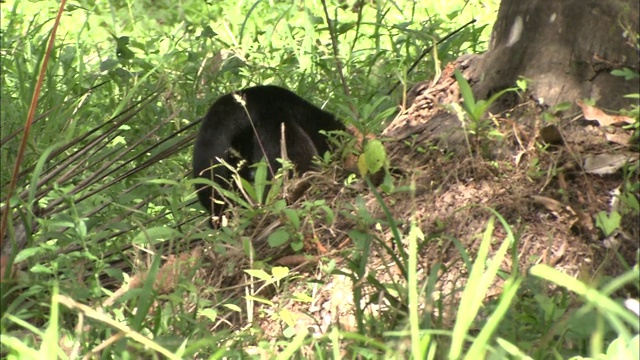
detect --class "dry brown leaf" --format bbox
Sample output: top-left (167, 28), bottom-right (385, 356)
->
top-left (274, 255), bottom-right (315, 267)
top-left (605, 132), bottom-right (632, 146)
top-left (576, 100), bottom-right (635, 126)
top-left (530, 195), bottom-right (567, 215)
top-left (583, 153), bottom-right (639, 175)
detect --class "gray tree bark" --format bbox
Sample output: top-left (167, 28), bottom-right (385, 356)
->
top-left (471, 0), bottom-right (639, 111)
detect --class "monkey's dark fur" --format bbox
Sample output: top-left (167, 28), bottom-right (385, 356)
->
top-left (193, 85), bottom-right (345, 218)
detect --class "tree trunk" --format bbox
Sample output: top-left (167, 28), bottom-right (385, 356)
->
top-left (471, 0), bottom-right (639, 112)
top-left (385, 0), bottom-right (639, 153)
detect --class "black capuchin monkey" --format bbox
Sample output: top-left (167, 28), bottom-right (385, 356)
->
top-left (193, 85), bottom-right (345, 220)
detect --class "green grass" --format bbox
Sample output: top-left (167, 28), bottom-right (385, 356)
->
top-left (1, 0), bottom-right (638, 359)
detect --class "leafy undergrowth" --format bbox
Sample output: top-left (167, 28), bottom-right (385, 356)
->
top-left (1, 0), bottom-right (638, 359)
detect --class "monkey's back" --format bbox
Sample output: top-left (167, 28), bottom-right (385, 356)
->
top-left (193, 85), bottom-right (345, 217)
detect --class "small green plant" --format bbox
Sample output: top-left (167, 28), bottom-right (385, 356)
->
top-left (595, 210), bottom-right (622, 237)
top-left (611, 67), bottom-right (640, 148)
top-left (530, 263), bottom-right (640, 359)
top-left (449, 212), bottom-right (521, 359)
top-left (454, 69), bottom-right (518, 126)
top-left (453, 68), bottom-right (520, 154)
top-left (356, 138), bottom-right (387, 177)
